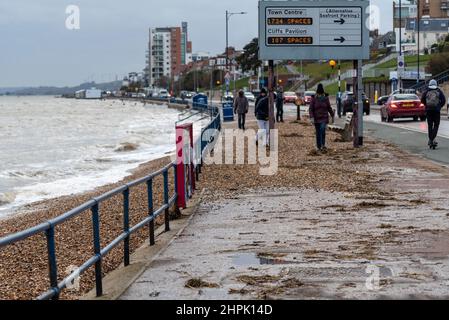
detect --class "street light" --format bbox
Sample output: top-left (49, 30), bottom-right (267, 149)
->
top-left (226, 10), bottom-right (247, 93)
top-left (417, 0), bottom-right (421, 85)
top-left (399, 0), bottom-right (403, 90)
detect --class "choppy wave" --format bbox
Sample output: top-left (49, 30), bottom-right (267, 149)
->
top-left (0, 192), bottom-right (16, 206)
top-left (114, 142), bottom-right (140, 152)
top-left (0, 96), bottom-right (207, 217)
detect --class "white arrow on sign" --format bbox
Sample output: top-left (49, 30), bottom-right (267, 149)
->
top-left (264, 6), bottom-right (363, 47)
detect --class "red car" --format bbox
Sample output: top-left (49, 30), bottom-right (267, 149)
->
top-left (380, 94), bottom-right (426, 122)
top-left (303, 91), bottom-right (315, 105)
top-left (283, 91), bottom-right (297, 104)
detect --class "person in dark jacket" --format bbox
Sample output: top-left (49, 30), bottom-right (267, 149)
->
top-left (309, 84), bottom-right (335, 152)
top-left (255, 88), bottom-right (270, 146)
top-left (234, 90), bottom-right (249, 130)
top-left (421, 79), bottom-right (446, 149)
top-left (276, 87), bottom-right (284, 123)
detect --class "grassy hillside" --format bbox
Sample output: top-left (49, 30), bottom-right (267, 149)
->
top-left (375, 54), bottom-right (431, 69)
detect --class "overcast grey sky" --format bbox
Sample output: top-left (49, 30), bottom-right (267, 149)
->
top-left (0, 0), bottom-right (392, 87)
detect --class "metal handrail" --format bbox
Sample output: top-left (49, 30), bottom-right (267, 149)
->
top-left (0, 162), bottom-right (176, 300)
top-left (411, 68), bottom-right (449, 91)
top-left (0, 104), bottom-right (222, 300)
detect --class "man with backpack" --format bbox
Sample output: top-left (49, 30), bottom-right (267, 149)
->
top-left (255, 88), bottom-right (270, 147)
top-left (421, 79), bottom-right (446, 149)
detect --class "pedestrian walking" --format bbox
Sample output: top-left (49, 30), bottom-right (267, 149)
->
top-left (233, 90), bottom-right (249, 130)
top-left (255, 88), bottom-right (270, 147)
top-left (309, 84), bottom-right (335, 152)
top-left (336, 92), bottom-right (343, 119)
top-left (276, 87), bottom-right (284, 123)
top-left (421, 79), bottom-right (446, 149)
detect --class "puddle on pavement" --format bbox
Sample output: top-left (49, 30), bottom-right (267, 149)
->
top-left (233, 253), bottom-right (299, 266)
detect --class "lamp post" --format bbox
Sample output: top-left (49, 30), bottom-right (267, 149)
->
top-left (417, 0), bottom-right (420, 85)
top-left (226, 10), bottom-right (247, 93)
top-left (399, 0), bottom-right (403, 91)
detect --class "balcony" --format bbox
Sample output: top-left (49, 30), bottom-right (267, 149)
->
top-left (442, 1), bottom-right (449, 10)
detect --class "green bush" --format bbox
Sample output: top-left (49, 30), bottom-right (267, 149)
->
top-left (426, 52), bottom-right (449, 76)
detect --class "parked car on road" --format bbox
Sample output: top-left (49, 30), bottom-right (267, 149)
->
top-left (222, 93), bottom-right (234, 102)
top-left (341, 91), bottom-right (370, 115)
top-left (377, 95), bottom-right (390, 105)
top-left (283, 91), bottom-right (297, 104)
top-left (252, 90), bottom-right (261, 99)
top-left (303, 91), bottom-right (316, 105)
top-left (158, 90), bottom-right (170, 98)
top-left (244, 91), bottom-right (255, 102)
top-left (391, 89), bottom-right (417, 95)
top-left (380, 94), bottom-right (426, 123)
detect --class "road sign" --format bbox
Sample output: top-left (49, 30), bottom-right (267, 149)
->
top-left (397, 55), bottom-right (405, 75)
top-left (259, 0), bottom-right (370, 60)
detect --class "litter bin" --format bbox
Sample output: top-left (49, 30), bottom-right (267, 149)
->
top-left (222, 102), bottom-right (234, 122)
top-left (192, 94), bottom-right (208, 110)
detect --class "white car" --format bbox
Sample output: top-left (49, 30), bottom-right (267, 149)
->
top-left (222, 93), bottom-right (234, 102)
top-left (244, 92), bottom-right (255, 102)
top-left (158, 90), bottom-right (170, 98)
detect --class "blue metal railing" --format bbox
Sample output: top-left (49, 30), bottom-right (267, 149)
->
top-left (411, 68), bottom-right (449, 92)
top-left (193, 106), bottom-right (221, 187)
top-left (0, 104), bottom-right (221, 300)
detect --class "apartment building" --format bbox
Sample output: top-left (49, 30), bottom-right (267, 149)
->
top-left (405, 18), bottom-right (449, 52)
top-left (146, 23), bottom-right (192, 87)
top-left (419, 0), bottom-right (449, 18)
top-left (393, 0), bottom-right (417, 28)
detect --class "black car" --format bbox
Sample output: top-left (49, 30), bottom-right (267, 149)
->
top-left (377, 95), bottom-right (390, 105)
top-left (252, 90), bottom-right (261, 99)
top-left (341, 91), bottom-right (370, 115)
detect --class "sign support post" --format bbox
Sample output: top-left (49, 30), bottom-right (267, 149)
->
top-left (268, 60), bottom-right (276, 138)
top-left (351, 59), bottom-right (364, 148)
top-left (357, 59), bottom-right (364, 147)
top-left (338, 60), bottom-right (342, 118)
top-left (352, 60), bottom-right (359, 148)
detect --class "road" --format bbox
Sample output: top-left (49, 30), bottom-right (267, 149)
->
top-left (363, 108), bottom-right (449, 167)
top-left (366, 105), bottom-right (449, 138)
top-left (216, 99), bottom-right (449, 166)
top-left (283, 102), bottom-right (449, 166)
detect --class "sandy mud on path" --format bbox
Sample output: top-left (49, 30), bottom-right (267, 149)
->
top-left (121, 120), bottom-right (449, 300)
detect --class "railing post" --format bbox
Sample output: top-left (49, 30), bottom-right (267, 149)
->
top-left (146, 179), bottom-right (155, 246)
top-left (45, 226), bottom-right (59, 300)
top-left (173, 165), bottom-right (179, 207)
top-left (123, 188), bottom-right (130, 267)
top-left (91, 203), bottom-right (103, 297)
top-left (195, 164), bottom-right (199, 184)
top-left (163, 170), bottom-right (170, 232)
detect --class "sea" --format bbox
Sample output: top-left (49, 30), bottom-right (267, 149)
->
top-left (0, 96), bottom-right (206, 217)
